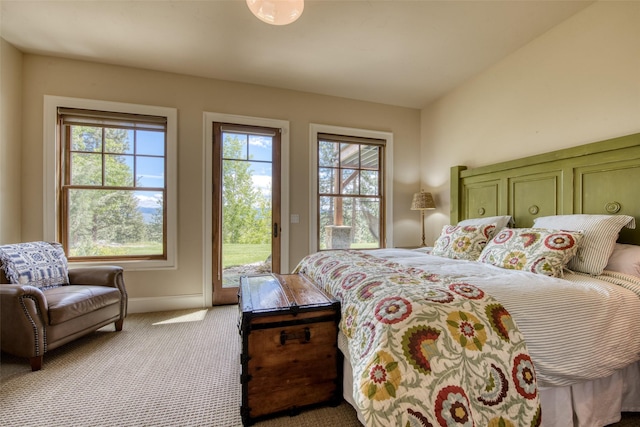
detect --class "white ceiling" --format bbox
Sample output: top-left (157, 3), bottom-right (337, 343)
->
top-left (1, 0), bottom-right (594, 109)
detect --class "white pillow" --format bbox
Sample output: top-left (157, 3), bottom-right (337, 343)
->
top-left (532, 214), bottom-right (635, 275)
top-left (458, 215), bottom-right (513, 235)
top-left (605, 243), bottom-right (640, 278)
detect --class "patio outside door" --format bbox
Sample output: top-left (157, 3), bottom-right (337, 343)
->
top-left (212, 123), bottom-right (281, 304)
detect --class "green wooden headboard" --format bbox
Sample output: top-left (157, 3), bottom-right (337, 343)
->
top-left (451, 132), bottom-right (640, 245)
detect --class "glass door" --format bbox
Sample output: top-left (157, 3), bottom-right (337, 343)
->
top-left (212, 123), bottom-right (281, 304)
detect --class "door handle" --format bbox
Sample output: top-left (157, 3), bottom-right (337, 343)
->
top-left (273, 223), bottom-right (278, 238)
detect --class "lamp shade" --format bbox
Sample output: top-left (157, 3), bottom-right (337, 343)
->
top-left (411, 191), bottom-right (436, 210)
top-left (246, 0), bottom-right (304, 25)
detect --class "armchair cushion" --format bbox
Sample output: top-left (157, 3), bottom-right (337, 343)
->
top-left (45, 285), bottom-right (122, 325)
top-left (0, 242), bottom-right (68, 290)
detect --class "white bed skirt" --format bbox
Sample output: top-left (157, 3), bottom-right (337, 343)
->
top-left (339, 333), bottom-right (640, 427)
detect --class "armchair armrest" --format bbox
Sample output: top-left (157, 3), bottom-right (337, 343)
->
top-left (68, 266), bottom-right (124, 288)
top-left (0, 284), bottom-right (49, 358)
top-left (68, 266), bottom-right (127, 317)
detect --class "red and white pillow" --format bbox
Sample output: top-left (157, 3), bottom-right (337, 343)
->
top-left (479, 228), bottom-right (583, 277)
top-left (431, 224), bottom-right (496, 261)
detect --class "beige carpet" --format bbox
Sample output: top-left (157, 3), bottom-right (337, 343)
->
top-left (1, 307), bottom-right (639, 427)
top-left (0, 307), bottom-right (360, 427)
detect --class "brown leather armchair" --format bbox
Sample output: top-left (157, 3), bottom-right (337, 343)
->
top-left (0, 242), bottom-right (127, 371)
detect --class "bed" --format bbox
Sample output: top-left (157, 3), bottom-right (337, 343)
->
top-left (294, 133), bottom-right (640, 427)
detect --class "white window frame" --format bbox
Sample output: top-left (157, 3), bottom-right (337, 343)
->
top-left (309, 123), bottom-right (393, 253)
top-left (44, 95), bottom-right (178, 270)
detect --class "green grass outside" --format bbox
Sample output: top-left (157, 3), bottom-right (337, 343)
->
top-left (77, 241), bottom-right (378, 260)
top-left (223, 243), bottom-right (271, 268)
top-left (70, 242), bottom-right (162, 257)
top-left (121, 243), bottom-right (163, 255)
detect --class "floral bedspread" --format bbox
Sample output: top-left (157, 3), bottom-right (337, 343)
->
top-left (295, 250), bottom-right (541, 427)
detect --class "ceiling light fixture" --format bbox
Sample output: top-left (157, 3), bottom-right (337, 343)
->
top-left (246, 0), bottom-right (304, 26)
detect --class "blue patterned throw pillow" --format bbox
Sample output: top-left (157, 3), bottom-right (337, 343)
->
top-left (0, 241), bottom-right (69, 289)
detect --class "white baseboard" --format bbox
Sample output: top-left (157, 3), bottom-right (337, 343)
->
top-left (127, 294), bottom-right (207, 314)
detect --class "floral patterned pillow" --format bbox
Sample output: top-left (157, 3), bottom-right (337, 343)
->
top-left (431, 224), bottom-right (496, 261)
top-left (479, 228), bottom-right (583, 277)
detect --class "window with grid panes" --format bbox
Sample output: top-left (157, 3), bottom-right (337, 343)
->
top-left (58, 108), bottom-right (167, 260)
top-left (317, 133), bottom-right (385, 251)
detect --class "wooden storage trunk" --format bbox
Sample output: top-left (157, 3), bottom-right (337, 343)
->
top-left (238, 273), bottom-right (341, 425)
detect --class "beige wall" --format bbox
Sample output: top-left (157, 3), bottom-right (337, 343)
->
top-left (14, 53), bottom-right (420, 310)
top-left (0, 39), bottom-right (22, 244)
top-left (420, 1), bottom-right (640, 245)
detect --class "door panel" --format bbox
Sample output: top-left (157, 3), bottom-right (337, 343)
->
top-left (510, 171), bottom-right (561, 228)
top-left (465, 180), bottom-right (500, 219)
top-left (577, 161), bottom-right (640, 243)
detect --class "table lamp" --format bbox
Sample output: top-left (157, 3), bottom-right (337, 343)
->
top-left (411, 190), bottom-right (436, 247)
